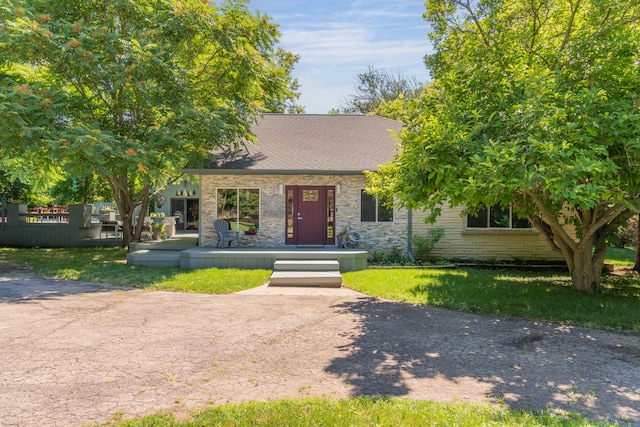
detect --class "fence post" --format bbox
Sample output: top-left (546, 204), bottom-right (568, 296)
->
top-left (0, 197), bottom-right (5, 228)
top-left (69, 204), bottom-right (93, 228)
top-left (7, 204), bottom-right (27, 226)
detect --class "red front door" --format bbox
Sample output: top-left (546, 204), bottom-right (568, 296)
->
top-left (286, 186), bottom-right (335, 246)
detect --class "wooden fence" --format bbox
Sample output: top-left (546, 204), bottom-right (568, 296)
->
top-left (0, 204), bottom-right (120, 248)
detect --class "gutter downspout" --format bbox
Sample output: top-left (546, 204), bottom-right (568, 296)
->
top-left (407, 208), bottom-right (416, 263)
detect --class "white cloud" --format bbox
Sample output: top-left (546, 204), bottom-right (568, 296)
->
top-left (282, 23), bottom-right (431, 112)
top-left (249, 0), bottom-right (432, 113)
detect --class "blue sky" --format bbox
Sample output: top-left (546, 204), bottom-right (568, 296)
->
top-left (248, 1), bottom-right (433, 114)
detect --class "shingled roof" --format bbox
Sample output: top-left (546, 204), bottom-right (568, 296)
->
top-left (200, 114), bottom-right (402, 174)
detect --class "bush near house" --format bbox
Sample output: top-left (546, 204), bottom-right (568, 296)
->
top-left (411, 227), bottom-right (445, 261)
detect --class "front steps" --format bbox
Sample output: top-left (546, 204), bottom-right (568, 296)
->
top-left (269, 260), bottom-right (342, 287)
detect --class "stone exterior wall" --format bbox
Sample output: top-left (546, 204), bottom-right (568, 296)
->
top-left (199, 174), bottom-right (408, 254)
top-left (199, 174), bottom-right (566, 261)
top-left (411, 205), bottom-right (564, 261)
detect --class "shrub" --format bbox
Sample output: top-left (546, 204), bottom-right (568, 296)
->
top-left (411, 227), bottom-right (445, 261)
top-left (369, 247), bottom-right (413, 265)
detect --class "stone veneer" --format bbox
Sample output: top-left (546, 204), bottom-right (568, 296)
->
top-left (199, 174), bottom-right (565, 261)
top-left (199, 174), bottom-right (408, 254)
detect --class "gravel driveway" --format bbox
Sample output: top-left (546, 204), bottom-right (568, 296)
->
top-left (0, 261), bottom-right (638, 426)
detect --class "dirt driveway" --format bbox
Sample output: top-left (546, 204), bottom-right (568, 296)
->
top-left (0, 261), bottom-right (638, 427)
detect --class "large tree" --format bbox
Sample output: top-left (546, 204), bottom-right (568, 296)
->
top-left (367, 0), bottom-right (640, 292)
top-left (340, 66), bottom-right (423, 115)
top-left (0, 0), bottom-right (298, 247)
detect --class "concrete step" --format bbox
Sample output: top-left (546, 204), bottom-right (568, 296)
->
top-left (273, 259), bottom-right (340, 272)
top-left (126, 250), bottom-right (182, 267)
top-left (269, 271), bottom-right (342, 287)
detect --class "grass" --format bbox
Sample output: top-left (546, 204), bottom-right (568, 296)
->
top-left (0, 247), bottom-right (271, 293)
top-left (94, 397), bottom-right (613, 427)
top-left (606, 246), bottom-right (636, 266)
top-left (343, 267), bottom-right (640, 332)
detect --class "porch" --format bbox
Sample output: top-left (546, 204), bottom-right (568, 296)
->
top-left (126, 235), bottom-right (368, 272)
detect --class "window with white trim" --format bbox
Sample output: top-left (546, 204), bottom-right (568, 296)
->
top-left (467, 205), bottom-right (531, 229)
top-left (360, 190), bottom-right (393, 222)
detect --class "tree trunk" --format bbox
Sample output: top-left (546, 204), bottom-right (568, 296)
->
top-left (132, 189), bottom-right (151, 243)
top-left (567, 245), bottom-right (602, 293)
top-left (526, 196), bottom-right (632, 292)
top-left (634, 213), bottom-right (640, 273)
top-left (117, 195), bottom-right (134, 250)
top-left (105, 176), bottom-right (136, 250)
top-left (102, 172), bottom-right (153, 249)
top-left (116, 185), bottom-right (151, 249)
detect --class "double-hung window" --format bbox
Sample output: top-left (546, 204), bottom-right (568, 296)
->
top-left (360, 190), bottom-right (393, 222)
top-left (467, 205), bottom-right (531, 229)
top-left (216, 189), bottom-right (260, 231)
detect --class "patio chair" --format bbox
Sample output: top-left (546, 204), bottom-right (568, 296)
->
top-left (214, 219), bottom-right (240, 248)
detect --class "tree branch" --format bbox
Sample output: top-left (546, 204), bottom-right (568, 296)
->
top-left (582, 202), bottom-right (631, 241)
top-left (525, 188), bottom-right (578, 251)
top-left (551, 0), bottom-right (581, 71)
top-left (457, 0), bottom-right (492, 49)
top-left (527, 213), bottom-right (562, 254)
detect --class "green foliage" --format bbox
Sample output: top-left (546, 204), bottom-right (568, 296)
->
top-left (369, 247), bottom-right (413, 265)
top-left (0, 0), bottom-right (298, 246)
top-left (411, 227), bottom-right (445, 261)
top-left (49, 172), bottom-right (113, 205)
top-left (613, 214), bottom-right (638, 247)
top-left (98, 397), bottom-right (609, 427)
top-left (368, 0), bottom-right (640, 292)
top-left (0, 170), bottom-right (46, 205)
top-left (150, 222), bottom-right (165, 231)
top-left (263, 49), bottom-right (305, 114)
top-left (0, 154), bottom-right (63, 206)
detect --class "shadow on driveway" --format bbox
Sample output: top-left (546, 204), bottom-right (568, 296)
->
top-left (326, 298), bottom-right (640, 424)
top-left (0, 261), bottom-right (128, 302)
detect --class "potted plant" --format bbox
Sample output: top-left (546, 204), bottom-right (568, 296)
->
top-left (244, 225), bottom-right (257, 235)
top-left (151, 222), bottom-right (165, 240)
top-left (150, 211), bottom-right (165, 225)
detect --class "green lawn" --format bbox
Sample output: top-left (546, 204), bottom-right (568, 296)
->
top-left (0, 247), bottom-right (270, 293)
top-left (343, 267), bottom-right (640, 331)
top-left (96, 397), bottom-right (612, 427)
top-left (606, 246), bottom-right (636, 266)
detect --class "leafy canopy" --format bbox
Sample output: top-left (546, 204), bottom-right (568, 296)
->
top-left (368, 0), bottom-right (640, 291)
top-left (0, 0), bottom-right (298, 245)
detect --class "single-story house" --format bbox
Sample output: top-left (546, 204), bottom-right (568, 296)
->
top-left (155, 114), bottom-right (562, 262)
